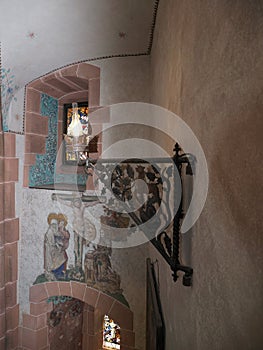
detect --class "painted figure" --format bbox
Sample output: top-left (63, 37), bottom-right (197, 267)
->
top-left (57, 213), bottom-right (70, 271)
top-left (44, 213), bottom-right (70, 280)
top-left (52, 194), bottom-right (100, 268)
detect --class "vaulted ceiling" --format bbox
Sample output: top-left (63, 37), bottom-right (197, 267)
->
top-left (0, 0), bottom-right (157, 86)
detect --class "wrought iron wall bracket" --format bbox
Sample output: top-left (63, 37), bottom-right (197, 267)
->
top-left (84, 143), bottom-right (194, 286)
top-left (120, 144), bottom-right (194, 286)
top-left (151, 143), bottom-right (194, 286)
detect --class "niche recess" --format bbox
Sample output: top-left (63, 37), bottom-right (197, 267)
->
top-left (24, 62), bottom-right (104, 191)
top-left (19, 282), bottom-right (136, 349)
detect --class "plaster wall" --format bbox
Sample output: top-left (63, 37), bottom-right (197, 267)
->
top-left (149, 1), bottom-right (263, 350)
top-left (17, 55), bottom-right (150, 350)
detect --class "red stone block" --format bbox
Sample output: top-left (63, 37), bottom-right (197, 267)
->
top-left (58, 90), bottom-right (89, 105)
top-left (87, 309), bottom-right (95, 334)
top-left (0, 223), bottom-right (3, 247)
top-left (109, 301), bottom-right (133, 331)
top-left (23, 166), bottom-right (30, 187)
top-left (25, 113), bottom-right (48, 136)
top-left (23, 313), bottom-right (46, 331)
top-left (83, 287), bottom-right (99, 308)
top-left (0, 336), bottom-right (5, 349)
top-left (35, 327), bottom-right (48, 349)
top-left (0, 312), bottom-right (6, 338)
top-left (95, 292), bottom-right (114, 316)
top-left (58, 281), bottom-right (72, 297)
top-left (0, 248), bottom-right (5, 288)
top-left (45, 282), bottom-right (60, 298)
top-left (58, 106), bottom-right (64, 122)
top-left (6, 304), bottom-right (19, 331)
top-left (21, 327), bottom-right (37, 349)
top-left (30, 301), bottom-right (52, 316)
top-left (120, 329), bottom-right (136, 347)
top-left (0, 287), bottom-right (5, 314)
top-left (0, 185), bottom-right (3, 222)
top-left (4, 182), bottom-right (16, 220)
top-left (86, 335), bottom-right (96, 349)
top-left (88, 78), bottom-right (100, 107)
top-left (56, 71), bottom-right (83, 91)
top-left (4, 218), bottom-right (19, 244)
top-left (40, 80), bottom-right (65, 99)
top-left (25, 134), bottom-right (46, 154)
top-left (43, 73), bottom-right (75, 94)
top-left (3, 133), bottom-right (16, 157)
top-left (5, 282), bottom-right (17, 308)
top-left (0, 159), bottom-right (3, 184)
top-left (28, 79), bottom-right (45, 92)
top-left (77, 63), bottom-right (100, 80)
top-left (26, 88), bottom-right (41, 113)
top-left (0, 134), bottom-right (4, 157)
top-left (68, 76), bottom-right (89, 90)
top-left (22, 326), bottom-right (47, 350)
top-left (4, 242), bottom-right (18, 283)
top-left (57, 121), bottom-right (63, 143)
top-left (29, 284), bottom-right (48, 303)
top-left (60, 65), bottom-right (78, 79)
top-left (70, 281), bottom-right (86, 301)
top-left (6, 327), bottom-right (19, 349)
top-left (95, 329), bottom-right (103, 348)
top-left (24, 153), bottom-right (36, 166)
top-left (4, 158), bottom-right (19, 182)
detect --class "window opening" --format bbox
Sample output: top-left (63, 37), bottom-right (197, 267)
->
top-left (63, 101), bottom-right (89, 164)
top-left (103, 315), bottom-right (121, 350)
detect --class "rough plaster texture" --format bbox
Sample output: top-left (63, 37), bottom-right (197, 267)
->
top-left (98, 56), bottom-right (150, 106)
top-left (149, 1), bottom-right (263, 350)
top-left (0, 0), bottom-right (155, 86)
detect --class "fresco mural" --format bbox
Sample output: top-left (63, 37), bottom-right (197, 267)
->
top-left (48, 297), bottom-right (84, 350)
top-left (0, 67), bottom-right (19, 131)
top-left (44, 213), bottom-right (70, 280)
top-left (33, 160), bottom-right (173, 309)
top-left (34, 198), bottom-right (127, 305)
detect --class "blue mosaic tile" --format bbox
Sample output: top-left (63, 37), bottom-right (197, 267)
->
top-left (29, 94), bottom-right (58, 186)
top-left (29, 94), bottom-right (87, 187)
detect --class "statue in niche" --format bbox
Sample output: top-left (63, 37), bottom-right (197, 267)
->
top-left (44, 213), bottom-right (70, 281)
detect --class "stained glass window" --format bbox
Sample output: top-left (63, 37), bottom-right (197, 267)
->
top-left (63, 102), bottom-right (89, 163)
top-left (103, 315), bottom-right (120, 350)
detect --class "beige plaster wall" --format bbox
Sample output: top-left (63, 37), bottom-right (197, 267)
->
top-left (149, 1), bottom-right (263, 349)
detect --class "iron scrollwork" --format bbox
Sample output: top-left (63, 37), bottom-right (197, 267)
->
top-left (151, 143), bottom-right (194, 286)
top-left (89, 143), bottom-right (195, 286)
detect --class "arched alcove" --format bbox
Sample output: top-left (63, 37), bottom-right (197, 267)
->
top-left (19, 282), bottom-right (136, 349)
top-left (23, 62), bottom-right (108, 190)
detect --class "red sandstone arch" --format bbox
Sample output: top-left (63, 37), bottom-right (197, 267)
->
top-left (23, 62), bottom-right (107, 188)
top-left (20, 281), bottom-right (136, 349)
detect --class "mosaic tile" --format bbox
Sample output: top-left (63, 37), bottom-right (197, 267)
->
top-left (29, 94), bottom-right (87, 186)
top-left (29, 94), bottom-right (58, 186)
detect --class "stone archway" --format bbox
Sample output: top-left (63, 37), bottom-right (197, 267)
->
top-left (23, 62), bottom-right (106, 189)
top-left (19, 281), bottom-right (136, 349)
